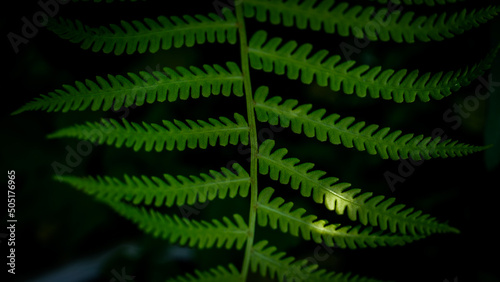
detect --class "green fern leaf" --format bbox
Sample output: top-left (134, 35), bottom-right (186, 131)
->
top-left (47, 113), bottom-right (249, 152)
top-left (257, 187), bottom-right (418, 248)
top-left (249, 31), bottom-right (499, 102)
top-left (258, 139), bottom-right (459, 235)
top-left (243, 0), bottom-right (499, 43)
top-left (12, 62), bottom-right (243, 115)
top-left (56, 163), bottom-right (250, 206)
top-left (255, 87), bottom-right (487, 160)
top-left (167, 264), bottom-right (241, 282)
top-left (106, 200), bottom-right (248, 249)
top-left (251, 240), bottom-right (387, 282)
top-left (48, 9), bottom-right (237, 54)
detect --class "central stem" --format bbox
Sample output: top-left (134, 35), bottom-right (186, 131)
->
top-left (235, 3), bottom-right (258, 282)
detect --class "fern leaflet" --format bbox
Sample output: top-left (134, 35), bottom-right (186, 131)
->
top-left (12, 62), bottom-right (243, 115)
top-left (243, 0), bottom-right (499, 43)
top-left (47, 113), bottom-right (249, 152)
top-left (258, 139), bottom-right (459, 235)
top-left (257, 187), bottom-right (417, 248)
top-left (106, 200), bottom-right (248, 249)
top-left (48, 9), bottom-right (237, 55)
top-left (251, 240), bottom-right (387, 282)
top-left (249, 31), bottom-right (499, 103)
top-left (255, 87), bottom-right (486, 160)
top-left (56, 163), bottom-right (250, 207)
top-left (12, 1), bottom-right (485, 281)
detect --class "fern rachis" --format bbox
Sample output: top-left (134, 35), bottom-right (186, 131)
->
top-left (13, 1), bottom-right (499, 281)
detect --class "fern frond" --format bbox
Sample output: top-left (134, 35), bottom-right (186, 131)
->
top-left (249, 31), bottom-right (499, 102)
top-left (48, 9), bottom-right (237, 54)
top-left (251, 240), bottom-right (387, 282)
top-left (167, 264), bottom-right (240, 282)
top-left (257, 187), bottom-right (417, 248)
top-left (56, 163), bottom-right (250, 206)
top-left (106, 200), bottom-right (248, 249)
top-left (255, 87), bottom-right (487, 160)
top-left (258, 139), bottom-right (459, 235)
top-left (47, 113), bottom-right (249, 151)
top-left (12, 62), bottom-right (243, 115)
top-left (243, 0), bottom-right (499, 43)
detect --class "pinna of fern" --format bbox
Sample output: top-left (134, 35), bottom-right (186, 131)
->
top-left (56, 163), bottom-right (251, 207)
top-left (47, 8), bottom-right (238, 55)
top-left (253, 86), bottom-right (489, 160)
top-left (11, 62), bottom-right (243, 114)
top-left (46, 113), bottom-right (250, 152)
top-left (249, 31), bottom-right (500, 103)
top-left (243, 0), bottom-right (500, 43)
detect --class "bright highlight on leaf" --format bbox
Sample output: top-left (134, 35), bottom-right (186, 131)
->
top-left (258, 139), bottom-right (459, 235)
top-left (257, 187), bottom-right (419, 248)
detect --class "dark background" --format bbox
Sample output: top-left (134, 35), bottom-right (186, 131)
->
top-left (2, 1), bottom-right (500, 281)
